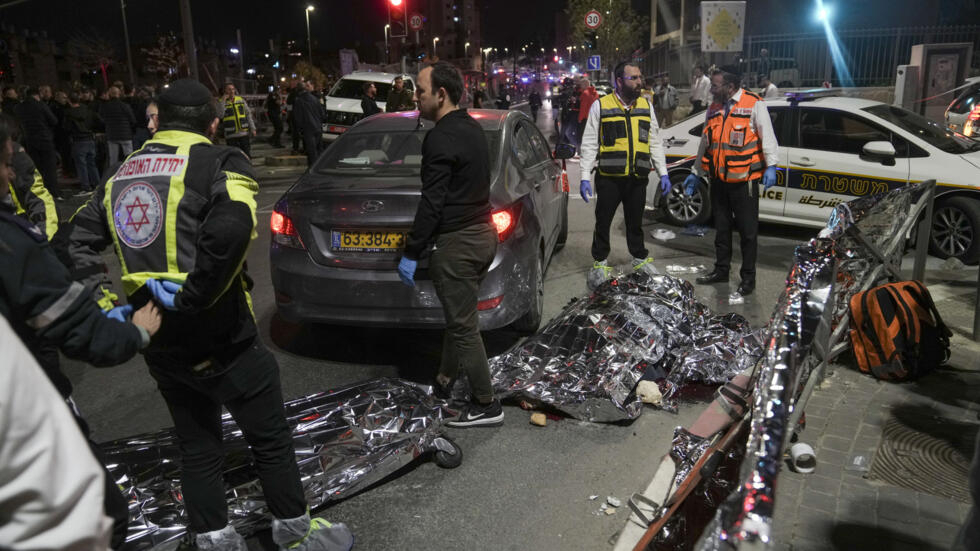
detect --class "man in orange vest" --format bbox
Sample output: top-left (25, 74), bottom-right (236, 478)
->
top-left (683, 65), bottom-right (778, 296)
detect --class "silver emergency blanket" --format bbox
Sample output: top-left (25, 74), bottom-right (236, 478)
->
top-left (102, 378), bottom-right (454, 549)
top-left (695, 182), bottom-right (927, 550)
top-left (488, 273), bottom-right (765, 423)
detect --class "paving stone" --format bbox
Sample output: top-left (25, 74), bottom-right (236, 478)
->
top-left (801, 490), bottom-right (839, 514)
top-left (817, 448), bottom-right (849, 467)
top-left (793, 510), bottom-right (834, 540)
top-left (805, 475), bottom-right (842, 497)
top-left (823, 424), bottom-right (860, 440)
top-left (789, 537), bottom-right (835, 551)
top-left (918, 493), bottom-right (965, 524)
top-left (877, 496), bottom-right (920, 523)
top-left (820, 435), bottom-right (853, 453)
top-left (919, 519), bottom-right (960, 547)
top-left (876, 516), bottom-right (921, 540)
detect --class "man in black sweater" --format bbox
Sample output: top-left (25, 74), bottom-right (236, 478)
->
top-left (14, 87), bottom-right (60, 199)
top-left (292, 81), bottom-right (327, 167)
top-left (99, 86), bottom-right (136, 169)
top-left (398, 61), bottom-right (501, 428)
top-left (63, 92), bottom-right (103, 192)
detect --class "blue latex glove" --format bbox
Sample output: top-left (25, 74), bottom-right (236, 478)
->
top-left (146, 279), bottom-right (182, 311)
top-left (104, 304), bottom-right (133, 322)
top-left (660, 174), bottom-right (672, 196)
top-left (683, 173), bottom-right (701, 196)
top-left (398, 257), bottom-right (417, 287)
top-left (580, 180), bottom-right (592, 203)
top-left (763, 166), bottom-right (778, 190)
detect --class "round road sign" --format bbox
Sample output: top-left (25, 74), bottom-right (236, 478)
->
top-left (409, 13), bottom-right (423, 31)
top-left (585, 9), bottom-right (602, 29)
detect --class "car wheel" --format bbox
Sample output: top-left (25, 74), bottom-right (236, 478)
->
top-left (930, 196), bottom-right (980, 264)
top-left (662, 174), bottom-right (711, 227)
top-left (555, 192), bottom-right (569, 250)
top-left (511, 251), bottom-right (544, 335)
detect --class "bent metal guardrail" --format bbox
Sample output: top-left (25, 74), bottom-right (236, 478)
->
top-left (692, 179), bottom-right (937, 550)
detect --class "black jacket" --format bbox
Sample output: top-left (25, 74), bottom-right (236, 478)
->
top-left (293, 90), bottom-right (326, 137)
top-left (64, 104), bottom-right (102, 141)
top-left (14, 98), bottom-right (58, 148)
top-left (99, 99), bottom-right (136, 141)
top-left (361, 96), bottom-right (381, 117)
top-left (404, 109), bottom-right (492, 259)
top-left (265, 93), bottom-right (282, 120)
top-left (0, 205), bottom-right (145, 398)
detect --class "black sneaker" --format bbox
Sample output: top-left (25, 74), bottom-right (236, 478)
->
top-left (447, 399), bottom-right (504, 428)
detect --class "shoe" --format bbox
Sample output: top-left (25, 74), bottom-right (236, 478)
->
top-left (272, 512), bottom-right (354, 551)
top-left (587, 260), bottom-right (613, 291)
top-left (632, 257), bottom-right (660, 276)
top-left (433, 376), bottom-right (456, 401)
top-left (695, 270), bottom-right (729, 284)
top-left (193, 525), bottom-right (247, 551)
top-left (447, 399), bottom-right (504, 427)
top-left (736, 280), bottom-right (755, 296)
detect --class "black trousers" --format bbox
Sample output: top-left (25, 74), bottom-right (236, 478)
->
top-left (226, 136), bottom-right (251, 158)
top-left (149, 339), bottom-right (306, 532)
top-left (302, 132), bottom-right (322, 167)
top-left (710, 179), bottom-right (759, 282)
top-left (26, 143), bottom-right (59, 198)
top-left (690, 101), bottom-right (706, 115)
top-left (269, 116), bottom-right (283, 147)
top-left (591, 175), bottom-right (648, 261)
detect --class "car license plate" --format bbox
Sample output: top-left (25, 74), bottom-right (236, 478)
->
top-left (331, 230), bottom-right (405, 252)
top-left (329, 125), bottom-right (348, 133)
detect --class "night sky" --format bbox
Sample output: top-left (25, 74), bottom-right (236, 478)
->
top-left (0, 0), bottom-right (962, 61)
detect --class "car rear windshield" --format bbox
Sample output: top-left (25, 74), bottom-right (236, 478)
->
top-left (864, 104), bottom-right (980, 154)
top-left (314, 129), bottom-right (500, 175)
top-left (329, 79), bottom-right (392, 101)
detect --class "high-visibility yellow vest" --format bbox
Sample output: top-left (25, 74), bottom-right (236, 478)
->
top-left (597, 93), bottom-right (653, 178)
top-left (701, 89), bottom-right (766, 183)
top-left (222, 95), bottom-right (250, 137)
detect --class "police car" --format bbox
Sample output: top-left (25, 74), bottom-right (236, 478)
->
top-left (322, 71), bottom-right (415, 142)
top-left (658, 90), bottom-right (980, 263)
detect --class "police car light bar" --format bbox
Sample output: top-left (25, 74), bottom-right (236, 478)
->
top-left (785, 88), bottom-right (839, 103)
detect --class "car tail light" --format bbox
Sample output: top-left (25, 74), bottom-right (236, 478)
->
top-left (968, 105), bottom-right (980, 121)
top-left (271, 208), bottom-right (304, 249)
top-left (492, 202), bottom-right (522, 242)
top-left (477, 296), bottom-right (503, 310)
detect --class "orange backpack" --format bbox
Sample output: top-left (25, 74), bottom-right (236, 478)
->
top-left (848, 281), bottom-right (951, 381)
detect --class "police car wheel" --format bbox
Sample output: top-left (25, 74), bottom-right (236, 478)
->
top-left (663, 174), bottom-right (711, 227)
top-left (930, 196), bottom-right (980, 265)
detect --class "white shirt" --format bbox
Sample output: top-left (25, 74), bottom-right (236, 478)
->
top-left (692, 88), bottom-right (779, 178)
top-left (762, 83), bottom-right (780, 99)
top-left (691, 75), bottom-right (711, 104)
top-left (580, 92), bottom-right (668, 181)
top-left (0, 316), bottom-right (113, 551)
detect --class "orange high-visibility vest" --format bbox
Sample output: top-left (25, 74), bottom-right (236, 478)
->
top-left (700, 89), bottom-right (766, 183)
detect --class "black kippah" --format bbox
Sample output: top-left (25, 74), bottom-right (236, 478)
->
top-left (718, 64), bottom-right (742, 78)
top-left (159, 79), bottom-right (212, 107)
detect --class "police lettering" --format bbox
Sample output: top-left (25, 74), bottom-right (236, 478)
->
top-left (799, 173), bottom-right (888, 196)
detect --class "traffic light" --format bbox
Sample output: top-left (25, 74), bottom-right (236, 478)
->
top-left (389, 0), bottom-right (408, 38)
top-left (584, 31), bottom-right (597, 50)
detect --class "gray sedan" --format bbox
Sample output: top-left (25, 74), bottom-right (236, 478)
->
top-left (270, 109), bottom-right (573, 334)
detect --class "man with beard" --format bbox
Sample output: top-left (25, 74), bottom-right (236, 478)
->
top-left (683, 65), bottom-right (779, 297)
top-left (579, 61), bottom-right (671, 290)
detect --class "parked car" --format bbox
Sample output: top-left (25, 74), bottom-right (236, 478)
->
top-left (270, 110), bottom-right (574, 333)
top-left (946, 76), bottom-right (980, 138)
top-left (321, 71), bottom-right (416, 142)
top-left (658, 90), bottom-right (980, 263)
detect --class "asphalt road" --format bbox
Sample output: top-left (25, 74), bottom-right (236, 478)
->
top-left (65, 105), bottom-right (822, 550)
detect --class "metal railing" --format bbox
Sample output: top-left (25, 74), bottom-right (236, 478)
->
top-left (638, 25), bottom-right (980, 88)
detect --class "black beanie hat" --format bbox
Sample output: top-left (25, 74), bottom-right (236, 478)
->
top-left (159, 79), bottom-right (212, 107)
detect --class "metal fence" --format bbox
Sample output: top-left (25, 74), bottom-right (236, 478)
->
top-left (639, 25), bottom-right (980, 88)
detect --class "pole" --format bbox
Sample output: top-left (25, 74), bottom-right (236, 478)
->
top-left (384, 25), bottom-right (390, 64)
top-left (179, 0), bottom-right (199, 81)
top-left (306, 9), bottom-right (314, 65)
top-left (236, 29), bottom-right (246, 89)
top-left (120, 0), bottom-right (136, 85)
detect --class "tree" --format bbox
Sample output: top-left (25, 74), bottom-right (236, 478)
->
top-left (293, 61), bottom-right (327, 89)
top-left (67, 31), bottom-right (118, 89)
top-left (142, 33), bottom-right (187, 84)
top-left (567, 0), bottom-right (648, 79)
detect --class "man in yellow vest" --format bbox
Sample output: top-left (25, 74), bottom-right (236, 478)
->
top-left (61, 79), bottom-right (352, 551)
top-left (684, 65), bottom-right (779, 297)
top-left (221, 83), bottom-right (256, 158)
top-left (579, 61), bottom-right (671, 290)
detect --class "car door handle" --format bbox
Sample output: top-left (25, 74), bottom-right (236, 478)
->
top-left (792, 158), bottom-right (815, 167)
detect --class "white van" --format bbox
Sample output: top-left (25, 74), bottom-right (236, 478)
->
top-left (322, 71), bottom-right (416, 141)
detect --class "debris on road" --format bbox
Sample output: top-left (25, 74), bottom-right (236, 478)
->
top-left (651, 228), bottom-right (677, 240)
top-left (589, 495), bottom-right (599, 501)
top-left (530, 412), bottom-right (548, 426)
top-left (666, 264), bottom-right (707, 274)
top-left (636, 380), bottom-right (663, 405)
top-left (607, 496), bottom-right (622, 508)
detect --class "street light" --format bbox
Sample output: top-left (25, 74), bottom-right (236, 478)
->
top-left (384, 24), bottom-right (390, 63)
top-left (305, 5), bottom-right (315, 64)
top-left (464, 42), bottom-right (470, 56)
top-left (433, 36), bottom-right (440, 58)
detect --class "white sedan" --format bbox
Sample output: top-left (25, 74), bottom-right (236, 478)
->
top-left (656, 91), bottom-right (980, 263)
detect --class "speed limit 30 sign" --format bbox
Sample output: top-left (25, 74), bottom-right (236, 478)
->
top-left (585, 9), bottom-right (602, 29)
top-left (409, 13), bottom-right (423, 31)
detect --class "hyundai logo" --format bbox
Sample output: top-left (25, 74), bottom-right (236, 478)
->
top-left (361, 200), bottom-right (384, 213)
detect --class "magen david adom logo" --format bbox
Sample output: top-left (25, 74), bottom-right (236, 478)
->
top-left (113, 181), bottom-right (163, 248)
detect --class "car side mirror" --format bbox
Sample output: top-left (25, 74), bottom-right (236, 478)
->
top-left (862, 141), bottom-right (896, 166)
top-left (554, 143), bottom-right (576, 160)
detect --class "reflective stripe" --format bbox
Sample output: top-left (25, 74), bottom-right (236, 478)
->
top-left (632, 108), bottom-right (651, 116)
top-left (8, 183), bottom-right (25, 214)
top-left (600, 107), bottom-right (625, 117)
top-left (31, 169), bottom-right (58, 239)
top-left (700, 90), bottom-right (765, 183)
top-left (166, 144), bottom-right (192, 274)
top-left (27, 281), bottom-right (85, 330)
top-left (597, 94), bottom-right (653, 177)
